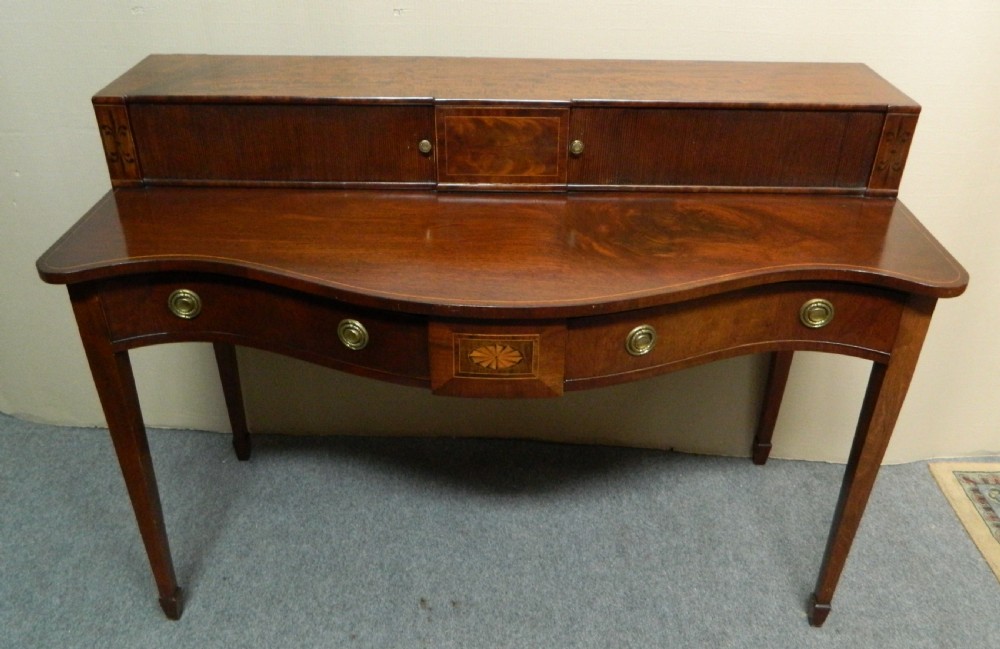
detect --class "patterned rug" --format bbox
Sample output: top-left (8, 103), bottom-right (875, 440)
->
top-left (929, 462), bottom-right (1000, 583)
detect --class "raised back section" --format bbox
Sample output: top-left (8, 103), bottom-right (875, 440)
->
top-left (93, 55), bottom-right (919, 196)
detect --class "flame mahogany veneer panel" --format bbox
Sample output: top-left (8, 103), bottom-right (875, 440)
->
top-left (37, 189), bottom-right (969, 315)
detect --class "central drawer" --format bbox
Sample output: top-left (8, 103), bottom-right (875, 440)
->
top-left (428, 321), bottom-right (567, 397)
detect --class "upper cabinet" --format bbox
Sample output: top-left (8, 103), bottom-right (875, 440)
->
top-left (92, 55), bottom-right (918, 195)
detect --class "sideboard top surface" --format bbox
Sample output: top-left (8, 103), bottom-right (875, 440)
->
top-left (37, 188), bottom-right (967, 317)
top-left (95, 55), bottom-right (919, 110)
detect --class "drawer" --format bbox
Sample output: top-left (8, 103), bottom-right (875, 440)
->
top-left (127, 103), bottom-right (436, 186)
top-left (435, 106), bottom-right (570, 189)
top-left (568, 108), bottom-right (883, 191)
top-left (565, 284), bottom-right (905, 388)
top-left (428, 321), bottom-right (567, 397)
top-left (99, 275), bottom-right (429, 384)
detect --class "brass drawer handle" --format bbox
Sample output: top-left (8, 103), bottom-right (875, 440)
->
top-left (625, 324), bottom-right (657, 356)
top-left (418, 139), bottom-right (433, 155)
top-left (167, 289), bottom-right (202, 319)
top-left (569, 139), bottom-right (585, 156)
top-left (337, 319), bottom-right (369, 350)
top-left (800, 298), bottom-right (835, 328)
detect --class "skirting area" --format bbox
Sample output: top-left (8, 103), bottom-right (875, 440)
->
top-left (1, 412), bottom-right (996, 648)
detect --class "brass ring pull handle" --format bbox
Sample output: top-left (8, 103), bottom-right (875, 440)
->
top-left (167, 289), bottom-right (202, 319)
top-left (569, 139), bottom-right (585, 156)
top-left (799, 298), bottom-right (835, 328)
top-left (337, 319), bottom-right (369, 350)
top-left (418, 139), bottom-right (433, 155)
top-left (625, 324), bottom-right (657, 356)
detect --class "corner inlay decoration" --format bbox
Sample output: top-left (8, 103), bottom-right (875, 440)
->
top-left (94, 104), bottom-right (141, 184)
top-left (869, 113), bottom-right (917, 192)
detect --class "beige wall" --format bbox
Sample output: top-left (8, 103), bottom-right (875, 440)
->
top-left (2, 1), bottom-right (997, 463)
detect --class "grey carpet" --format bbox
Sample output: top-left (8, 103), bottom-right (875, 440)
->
top-left (1, 412), bottom-right (997, 648)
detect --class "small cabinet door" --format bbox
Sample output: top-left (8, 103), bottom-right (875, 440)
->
top-left (568, 107), bottom-right (883, 191)
top-left (435, 106), bottom-right (570, 189)
top-left (127, 103), bottom-right (437, 186)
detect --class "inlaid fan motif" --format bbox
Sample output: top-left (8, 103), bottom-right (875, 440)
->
top-left (468, 344), bottom-right (524, 370)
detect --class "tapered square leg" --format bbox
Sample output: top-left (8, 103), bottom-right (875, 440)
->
top-left (159, 587), bottom-right (184, 620)
top-left (807, 593), bottom-right (832, 627)
top-left (70, 284), bottom-right (183, 620)
top-left (213, 342), bottom-right (251, 461)
top-left (753, 350), bottom-right (794, 465)
top-left (808, 295), bottom-right (936, 626)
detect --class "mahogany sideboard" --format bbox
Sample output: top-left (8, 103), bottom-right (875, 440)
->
top-left (36, 55), bottom-right (968, 626)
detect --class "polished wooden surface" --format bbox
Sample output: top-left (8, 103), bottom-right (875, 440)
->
top-left (38, 56), bottom-right (969, 626)
top-left (96, 273), bottom-right (430, 385)
top-left (37, 188), bottom-right (967, 317)
top-left (95, 55), bottom-right (918, 109)
top-left (129, 104), bottom-right (435, 184)
top-left (436, 107), bottom-right (569, 188)
top-left (429, 321), bottom-right (567, 397)
top-left (565, 282), bottom-right (904, 389)
top-left (570, 108), bottom-right (883, 190)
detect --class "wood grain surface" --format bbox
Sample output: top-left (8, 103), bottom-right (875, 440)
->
top-left (38, 188), bottom-right (968, 317)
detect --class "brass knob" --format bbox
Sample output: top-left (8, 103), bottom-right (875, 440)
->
top-left (569, 139), bottom-right (585, 156)
top-left (337, 319), bottom-right (369, 350)
top-left (799, 299), bottom-right (835, 329)
top-left (625, 324), bottom-right (657, 356)
top-left (167, 289), bottom-right (202, 319)
top-left (418, 139), bottom-right (433, 155)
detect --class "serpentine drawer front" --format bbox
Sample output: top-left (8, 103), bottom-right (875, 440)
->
top-left (98, 275), bottom-right (430, 386)
top-left (95, 274), bottom-right (907, 398)
top-left (37, 55), bottom-right (967, 627)
top-left (565, 283), bottom-right (905, 388)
